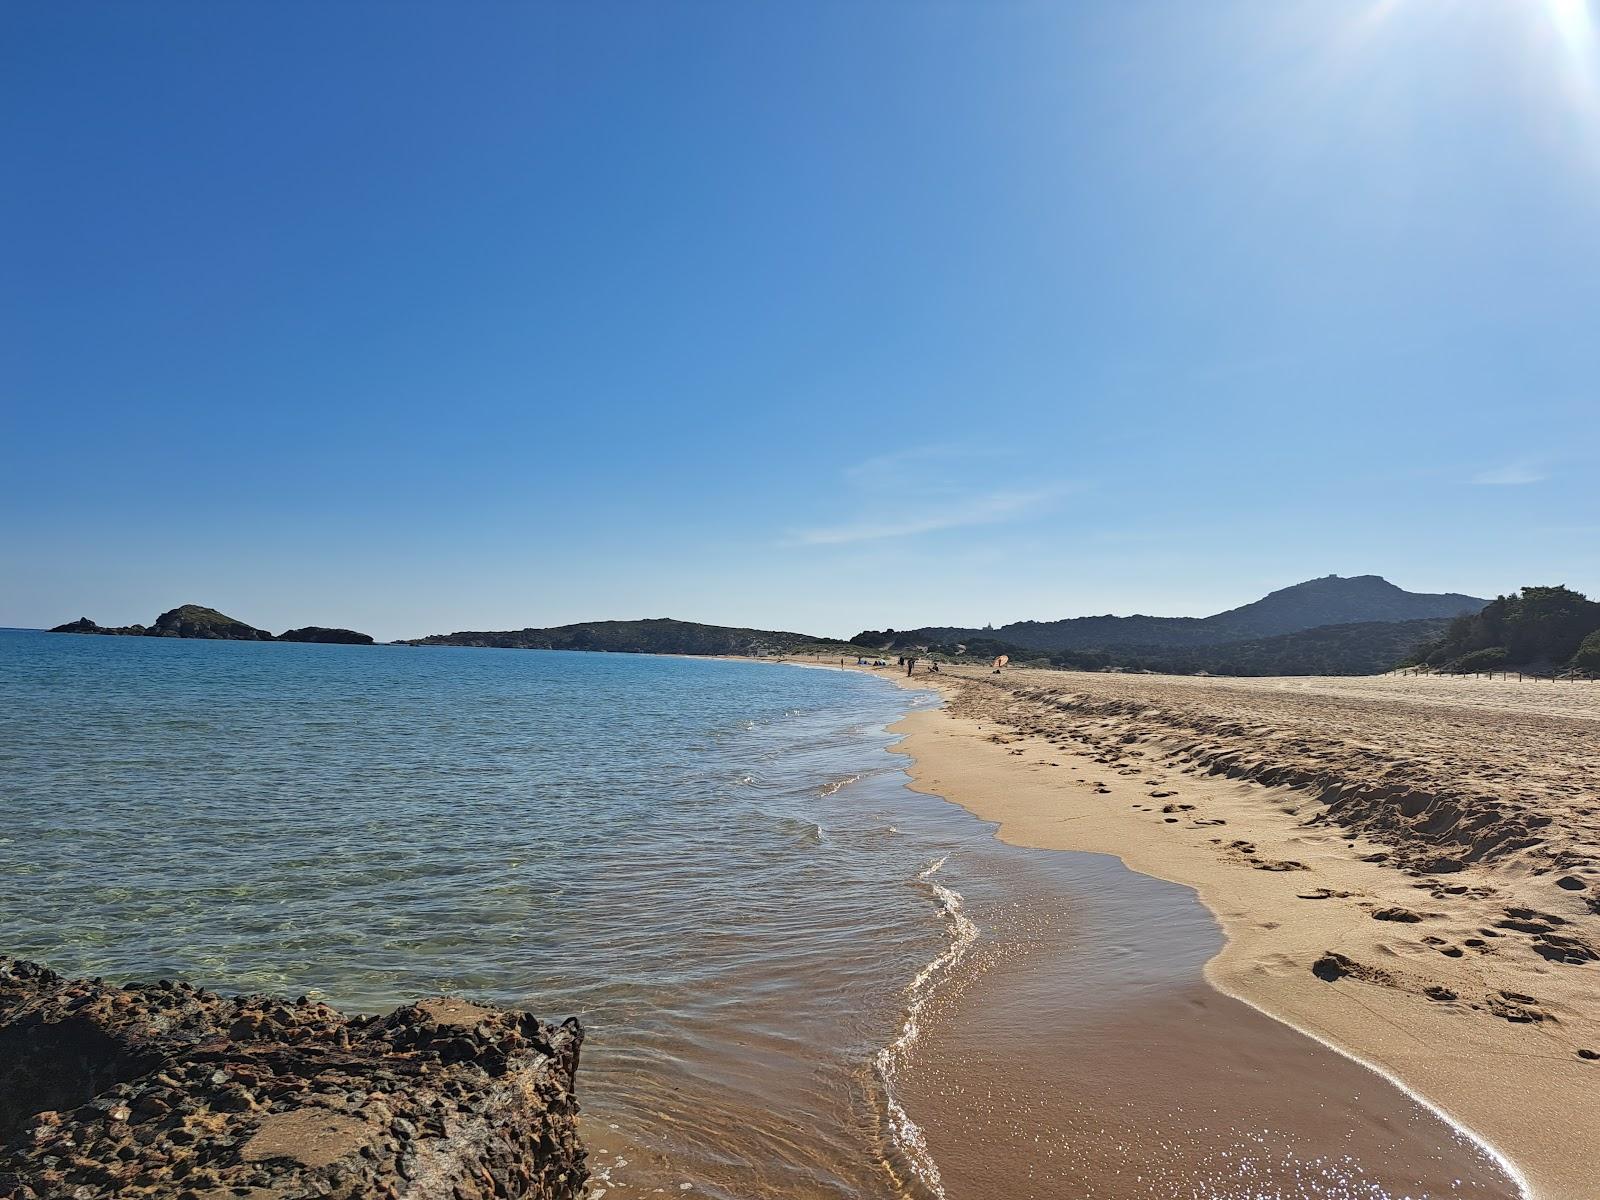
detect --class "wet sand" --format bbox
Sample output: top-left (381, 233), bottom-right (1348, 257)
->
top-left (870, 662), bottom-right (1598, 1199)
top-left (582, 781), bottom-right (1522, 1200)
top-left (901, 845), bottom-right (1517, 1199)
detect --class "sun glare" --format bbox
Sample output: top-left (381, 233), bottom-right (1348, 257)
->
top-left (1546, 0), bottom-right (1597, 49)
top-left (1543, 0), bottom-right (1600, 129)
top-left (1353, 0), bottom-right (1600, 140)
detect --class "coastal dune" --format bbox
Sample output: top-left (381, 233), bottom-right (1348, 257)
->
top-left (878, 664), bottom-right (1598, 1199)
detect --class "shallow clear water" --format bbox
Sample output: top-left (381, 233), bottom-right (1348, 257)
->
top-left (0, 631), bottom-right (1520, 1199)
top-left (0, 634), bottom-right (928, 998)
top-left (0, 632), bottom-right (986, 1196)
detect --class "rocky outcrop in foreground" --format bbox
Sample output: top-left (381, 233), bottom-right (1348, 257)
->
top-left (0, 957), bottom-right (586, 1200)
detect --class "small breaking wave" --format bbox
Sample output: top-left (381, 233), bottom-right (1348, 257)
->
top-left (874, 855), bottom-right (978, 1199)
top-left (818, 773), bottom-right (860, 798)
top-left (764, 813), bottom-right (825, 847)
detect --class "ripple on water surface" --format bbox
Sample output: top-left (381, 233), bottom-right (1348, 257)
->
top-left (0, 633), bottom-right (1523, 1199)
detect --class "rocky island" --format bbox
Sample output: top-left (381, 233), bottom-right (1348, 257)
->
top-left (51, 605), bottom-right (273, 640)
top-left (0, 957), bottom-right (587, 1200)
top-left (278, 627), bottom-right (376, 645)
top-left (50, 606), bottom-right (375, 646)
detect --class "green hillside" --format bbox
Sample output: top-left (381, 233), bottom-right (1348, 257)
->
top-left (404, 617), bottom-right (866, 658)
top-left (870, 575), bottom-right (1486, 652)
top-left (857, 617), bottom-right (1454, 677)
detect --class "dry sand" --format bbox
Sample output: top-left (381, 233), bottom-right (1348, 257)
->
top-left (858, 662), bottom-right (1600, 1200)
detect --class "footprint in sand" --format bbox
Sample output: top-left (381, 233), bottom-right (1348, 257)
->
top-left (1371, 906), bottom-right (1426, 923)
top-left (1531, 932), bottom-right (1600, 965)
top-left (1484, 991), bottom-right (1551, 1023)
top-left (1310, 951), bottom-right (1396, 985)
top-left (1220, 840), bottom-right (1308, 871)
top-left (1496, 906), bottom-right (1566, 933)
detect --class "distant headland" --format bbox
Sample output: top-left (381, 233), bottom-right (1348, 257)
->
top-left (396, 576), bottom-right (1499, 675)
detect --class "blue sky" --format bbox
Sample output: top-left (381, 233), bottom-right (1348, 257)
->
top-left (3, 1), bottom-right (1597, 640)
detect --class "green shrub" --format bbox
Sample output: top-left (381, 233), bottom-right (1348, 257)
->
top-left (1445, 646), bottom-right (1509, 673)
top-left (1572, 630), bottom-right (1600, 674)
top-left (1422, 585), bottom-right (1600, 667)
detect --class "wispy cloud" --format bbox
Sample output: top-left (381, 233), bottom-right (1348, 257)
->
top-left (840, 443), bottom-right (1012, 484)
top-left (791, 483), bottom-right (1074, 546)
top-left (1472, 460), bottom-right (1547, 486)
top-left (787, 443), bottom-right (1078, 546)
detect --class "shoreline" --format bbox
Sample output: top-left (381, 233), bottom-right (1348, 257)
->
top-left (6, 631), bottom-right (1587, 1197)
top-left (831, 658), bottom-right (1521, 1199)
top-left (850, 660), bottom-right (1597, 1200)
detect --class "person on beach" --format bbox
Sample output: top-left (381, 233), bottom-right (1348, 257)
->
top-left (906, 656), bottom-right (917, 676)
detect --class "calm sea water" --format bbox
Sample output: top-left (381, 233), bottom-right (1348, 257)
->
top-left (0, 631), bottom-right (1520, 1199)
top-left (0, 631), bottom-right (992, 1197)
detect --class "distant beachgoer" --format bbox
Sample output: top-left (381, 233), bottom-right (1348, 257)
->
top-left (906, 656), bottom-right (917, 676)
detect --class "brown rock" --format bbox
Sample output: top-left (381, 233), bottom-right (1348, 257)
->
top-left (0, 957), bottom-right (586, 1199)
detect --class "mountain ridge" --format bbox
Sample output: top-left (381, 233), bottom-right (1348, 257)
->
top-left (862, 575), bottom-right (1487, 652)
top-left (44, 576), bottom-right (1493, 676)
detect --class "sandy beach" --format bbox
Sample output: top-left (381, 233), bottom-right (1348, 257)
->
top-left (852, 661), bottom-right (1599, 1199)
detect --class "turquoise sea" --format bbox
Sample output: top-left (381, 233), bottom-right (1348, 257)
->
top-left (0, 631), bottom-right (1520, 1200)
top-left (0, 631), bottom-right (1001, 1196)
